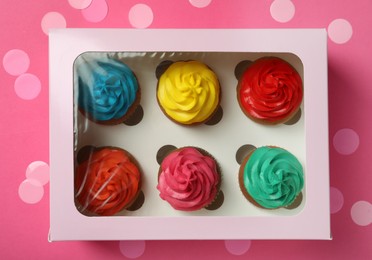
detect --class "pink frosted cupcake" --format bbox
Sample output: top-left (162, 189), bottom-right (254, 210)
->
top-left (156, 147), bottom-right (221, 211)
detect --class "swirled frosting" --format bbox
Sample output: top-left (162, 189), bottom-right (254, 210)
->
top-left (77, 57), bottom-right (138, 122)
top-left (75, 147), bottom-right (141, 216)
top-left (243, 147), bottom-right (304, 209)
top-left (157, 61), bottom-right (220, 124)
top-left (157, 147), bottom-right (220, 211)
top-left (238, 57), bottom-right (303, 123)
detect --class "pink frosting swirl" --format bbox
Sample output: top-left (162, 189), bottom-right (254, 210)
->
top-left (157, 147), bottom-right (220, 211)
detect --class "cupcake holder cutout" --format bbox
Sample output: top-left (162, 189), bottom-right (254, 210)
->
top-left (74, 51), bottom-right (305, 217)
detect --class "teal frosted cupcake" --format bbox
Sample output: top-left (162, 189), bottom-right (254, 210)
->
top-left (76, 55), bottom-right (140, 125)
top-left (238, 146), bottom-right (304, 209)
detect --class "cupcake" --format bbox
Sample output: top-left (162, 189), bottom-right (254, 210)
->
top-left (156, 61), bottom-right (221, 125)
top-left (238, 146), bottom-right (304, 209)
top-left (75, 147), bottom-right (142, 216)
top-left (237, 57), bottom-right (303, 124)
top-left (76, 55), bottom-right (140, 125)
top-left (157, 147), bottom-right (221, 211)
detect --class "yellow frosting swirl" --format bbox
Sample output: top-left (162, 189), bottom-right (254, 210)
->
top-left (157, 61), bottom-right (220, 124)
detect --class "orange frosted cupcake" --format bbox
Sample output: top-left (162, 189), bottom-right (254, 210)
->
top-left (75, 147), bottom-right (142, 216)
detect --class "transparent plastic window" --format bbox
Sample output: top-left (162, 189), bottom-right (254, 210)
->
top-left (73, 51), bottom-right (305, 217)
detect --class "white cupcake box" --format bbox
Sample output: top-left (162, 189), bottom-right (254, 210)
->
top-left (49, 29), bottom-right (330, 240)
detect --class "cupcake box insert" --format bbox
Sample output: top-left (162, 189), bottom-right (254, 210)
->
top-left (49, 29), bottom-right (329, 240)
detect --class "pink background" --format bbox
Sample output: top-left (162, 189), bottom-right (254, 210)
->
top-left (0, 0), bottom-right (371, 259)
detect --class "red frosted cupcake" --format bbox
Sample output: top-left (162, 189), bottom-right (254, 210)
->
top-left (157, 147), bottom-right (221, 211)
top-left (237, 57), bottom-right (303, 124)
top-left (75, 147), bottom-right (142, 216)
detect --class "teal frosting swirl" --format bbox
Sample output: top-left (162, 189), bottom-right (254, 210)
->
top-left (243, 147), bottom-right (304, 209)
top-left (77, 57), bottom-right (138, 122)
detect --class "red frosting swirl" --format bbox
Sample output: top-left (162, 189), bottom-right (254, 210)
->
top-left (157, 147), bottom-right (220, 211)
top-left (238, 57), bottom-right (303, 123)
top-left (75, 148), bottom-right (141, 216)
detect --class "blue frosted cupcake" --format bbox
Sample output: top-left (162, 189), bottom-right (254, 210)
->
top-left (76, 55), bottom-right (140, 125)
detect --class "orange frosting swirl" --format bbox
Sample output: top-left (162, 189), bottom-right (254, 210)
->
top-left (75, 148), bottom-right (141, 216)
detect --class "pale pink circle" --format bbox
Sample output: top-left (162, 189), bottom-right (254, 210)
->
top-left (189, 0), bottom-right (212, 8)
top-left (26, 161), bottom-right (50, 186)
top-left (68, 0), bottom-right (92, 9)
top-left (333, 128), bottom-right (359, 155)
top-left (14, 73), bottom-right (41, 100)
top-left (3, 49), bottom-right (30, 76)
top-left (18, 179), bottom-right (44, 204)
top-left (81, 0), bottom-right (108, 23)
top-left (330, 187), bottom-right (344, 214)
top-left (224, 240), bottom-right (251, 256)
top-left (351, 201), bottom-right (372, 226)
top-left (270, 0), bottom-right (295, 23)
top-left (328, 19), bottom-right (353, 44)
top-left (41, 12), bottom-right (66, 35)
top-left (128, 4), bottom-right (153, 29)
top-left (119, 241), bottom-right (146, 259)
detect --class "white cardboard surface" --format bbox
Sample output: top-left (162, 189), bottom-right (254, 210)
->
top-left (49, 29), bottom-right (330, 240)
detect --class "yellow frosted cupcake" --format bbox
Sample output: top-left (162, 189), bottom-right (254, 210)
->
top-left (156, 61), bottom-right (221, 125)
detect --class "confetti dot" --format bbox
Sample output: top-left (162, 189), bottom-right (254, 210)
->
top-left (26, 161), bottom-right (50, 186)
top-left (14, 73), bottom-right (41, 100)
top-left (119, 241), bottom-right (146, 259)
top-left (3, 49), bottom-right (30, 76)
top-left (224, 240), bottom-right (251, 256)
top-left (270, 0), bottom-right (295, 23)
top-left (18, 179), bottom-right (44, 204)
top-left (330, 187), bottom-right (344, 214)
top-left (351, 201), bottom-right (372, 226)
top-left (128, 4), bottom-right (153, 29)
top-left (41, 12), bottom-right (67, 35)
top-left (328, 19), bottom-right (353, 44)
top-left (68, 0), bottom-right (92, 9)
top-left (189, 0), bottom-right (212, 8)
top-left (81, 0), bottom-right (108, 23)
top-left (333, 128), bottom-right (359, 155)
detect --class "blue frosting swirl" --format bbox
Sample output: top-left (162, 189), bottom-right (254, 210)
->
top-left (77, 58), bottom-right (138, 122)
